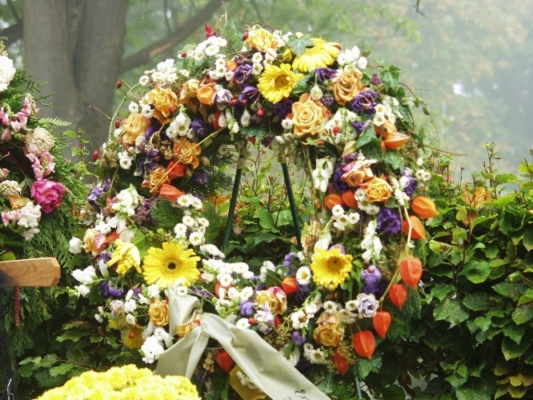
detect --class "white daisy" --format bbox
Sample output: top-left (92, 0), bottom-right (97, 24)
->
top-left (236, 318), bottom-right (251, 329)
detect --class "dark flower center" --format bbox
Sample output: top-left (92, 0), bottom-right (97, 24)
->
top-left (168, 262), bottom-right (177, 270)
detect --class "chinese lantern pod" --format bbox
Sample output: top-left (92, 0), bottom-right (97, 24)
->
top-left (402, 215), bottom-right (426, 240)
top-left (333, 350), bottom-right (350, 376)
top-left (352, 330), bottom-right (376, 360)
top-left (399, 257), bottom-right (423, 289)
top-left (341, 190), bottom-right (358, 209)
top-left (373, 311), bottom-right (392, 339)
top-left (215, 349), bottom-right (235, 373)
top-left (324, 193), bottom-right (344, 210)
top-left (281, 277), bottom-right (298, 295)
top-left (389, 283), bottom-right (408, 310)
top-left (411, 196), bottom-right (439, 219)
top-left (383, 132), bottom-right (410, 150)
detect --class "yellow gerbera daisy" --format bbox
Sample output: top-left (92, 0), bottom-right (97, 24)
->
top-left (142, 242), bottom-right (200, 288)
top-left (108, 240), bottom-right (141, 276)
top-left (292, 38), bottom-right (340, 73)
top-left (258, 63), bottom-right (303, 104)
top-left (310, 247), bottom-right (353, 289)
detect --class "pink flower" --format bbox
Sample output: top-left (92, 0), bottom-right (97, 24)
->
top-left (31, 179), bottom-right (65, 213)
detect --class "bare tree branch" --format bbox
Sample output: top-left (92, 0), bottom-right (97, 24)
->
top-left (120, 0), bottom-right (225, 73)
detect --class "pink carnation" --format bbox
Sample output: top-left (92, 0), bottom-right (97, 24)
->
top-left (31, 179), bottom-right (65, 213)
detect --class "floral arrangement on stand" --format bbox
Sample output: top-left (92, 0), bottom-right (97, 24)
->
top-left (69, 20), bottom-right (438, 399)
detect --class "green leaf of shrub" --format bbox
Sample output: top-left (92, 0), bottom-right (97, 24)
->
top-left (512, 303), bottom-right (533, 325)
top-left (463, 292), bottom-right (493, 311)
top-left (49, 363), bottom-right (75, 377)
top-left (434, 298), bottom-right (470, 324)
top-left (460, 260), bottom-right (491, 284)
top-left (502, 337), bottom-right (531, 360)
top-left (524, 227), bottom-right (533, 252)
top-left (254, 208), bottom-right (279, 233)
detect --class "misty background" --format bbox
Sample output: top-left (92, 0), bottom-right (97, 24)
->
top-left (0, 0), bottom-right (531, 176)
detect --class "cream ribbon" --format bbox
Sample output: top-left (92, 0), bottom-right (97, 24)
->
top-left (154, 295), bottom-right (329, 400)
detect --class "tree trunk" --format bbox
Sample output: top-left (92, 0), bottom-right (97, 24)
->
top-left (23, 0), bottom-right (128, 156)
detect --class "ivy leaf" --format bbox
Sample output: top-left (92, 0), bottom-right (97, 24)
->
top-left (434, 298), bottom-right (470, 324)
top-left (384, 150), bottom-right (404, 171)
top-left (287, 35), bottom-right (314, 57)
top-left (356, 128), bottom-right (378, 147)
top-left (512, 302), bottom-right (533, 325)
top-left (459, 260), bottom-right (491, 284)
top-left (463, 292), bottom-right (493, 311)
top-left (359, 139), bottom-right (383, 161)
top-left (381, 65), bottom-right (402, 88)
top-left (524, 227), bottom-right (533, 252)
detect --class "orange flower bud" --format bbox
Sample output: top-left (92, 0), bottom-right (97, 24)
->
top-left (166, 160), bottom-right (186, 180)
top-left (399, 257), bottom-right (423, 289)
top-left (159, 184), bottom-right (185, 201)
top-left (324, 193), bottom-right (344, 210)
top-left (389, 283), bottom-right (408, 310)
top-left (373, 311), bottom-right (392, 339)
top-left (281, 277), bottom-right (298, 295)
top-left (402, 215), bottom-right (426, 240)
top-left (333, 350), bottom-right (350, 376)
top-left (383, 132), bottom-right (410, 150)
top-left (341, 190), bottom-right (358, 209)
top-left (411, 196), bottom-right (439, 219)
top-left (353, 330), bottom-right (376, 360)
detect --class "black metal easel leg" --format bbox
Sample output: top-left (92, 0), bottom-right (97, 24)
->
top-left (222, 168), bottom-right (242, 252)
top-left (281, 163), bottom-right (302, 250)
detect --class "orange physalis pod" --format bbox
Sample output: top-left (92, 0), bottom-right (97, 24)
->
top-left (353, 330), bottom-right (376, 360)
top-left (159, 183), bottom-right (185, 201)
top-left (411, 196), bottom-right (439, 219)
top-left (341, 190), bottom-right (358, 209)
top-left (383, 132), bottom-right (410, 150)
top-left (402, 215), bottom-right (426, 240)
top-left (333, 350), bottom-right (350, 376)
top-left (281, 277), bottom-right (298, 295)
top-left (215, 350), bottom-right (234, 373)
top-left (166, 160), bottom-right (186, 180)
top-left (398, 257), bottom-right (423, 289)
top-left (373, 311), bottom-right (392, 339)
top-left (389, 283), bottom-right (408, 310)
top-left (324, 193), bottom-right (344, 210)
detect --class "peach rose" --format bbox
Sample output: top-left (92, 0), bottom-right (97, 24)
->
top-left (313, 312), bottom-right (344, 347)
top-left (145, 166), bottom-right (170, 192)
top-left (363, 177), bottom-right (392, 202)
top-left (148, 300), bottom-right (169, 327)
top-left (292, 94), bottom-right (330, 137)
top-left (255, 287), bottom-right (287, 316)
top-left (173, 138), bottom-right (201, 169)
top-left (122, 113), bottom-right (151, 145)
top-left (245, 28), bottom-right (278, 52)
top-left (197, 83), bottom-right (216, 106)
top-left (332, 69), bottom-right (363, 106)
top-left (341, 160), bottom-right (374, 187)
top-left (147, 85), bottom-right (178, 123)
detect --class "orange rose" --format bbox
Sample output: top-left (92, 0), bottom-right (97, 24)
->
top-left (148, 300), bottom-right (169, 327)
top-left (145, 166), bottom-right (170, 192)
top-left (255, 287), bottom-right (287, 316)
top-left (313, 312), bottom-right (344, 347)
top-left (147, 85), bottom-right (178, 123)
top-left (341, 160), bottom-right (374, 187)
top-left (245, 28), bottom-right (277, 52)
top-left (197, 83), bottom-right (216, 105)
top-left (363, 177), bottom-right (392, 202)
top-left (173, 138), bottom-right (201, 169)
top-left (292, 94), bottom-right (330, 137)
top-left (122, 113), bottom-right (151, 145)
top-left (332, 69), bottom-right (363, 106)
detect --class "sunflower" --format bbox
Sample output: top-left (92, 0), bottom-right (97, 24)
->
top-left (142, 242), bottom-right (200, 288)
top-left (258, 63), bottom-right (303, 104)
top-left (310, 247), bottom-right (353, 289)
top-left (108, 240), bottom-right (141, 276)
top-left (291, 38), bottom-right (340, 73)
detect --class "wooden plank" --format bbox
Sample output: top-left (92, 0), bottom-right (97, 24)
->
top-left (0, 257), bottom-right (61, 287)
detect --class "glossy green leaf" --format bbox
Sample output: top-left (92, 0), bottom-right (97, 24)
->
top-left (460, 260), bottom-right (491, 284)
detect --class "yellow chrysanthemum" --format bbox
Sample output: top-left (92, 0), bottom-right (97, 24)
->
top-left (291, 38), bottom-right (340, 73)
top-left (108, 240), bottom-right (141, 276)
top-left (310, 247), bottom-right (353, 289)
top-left (142, 242), bottom-right (200, 288)
top-left (257, 63), bottom-right (303, 104)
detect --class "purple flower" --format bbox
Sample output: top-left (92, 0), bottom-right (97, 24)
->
top-left (191, 119), bottom-right (209, 139)
top-left (295, 282), bottom-right (310, 305)
top-left (214, 88), bottom-right (233, 109)
top-left (351, 90), bottom-right (379, 114)
top-left (233, 64), bottom-right (253, 85)
top-left (88, 185), bottom-right (105, 206)
top-left (100, 280), bottom-right (125, 299)
top-left (145, 126), bottom-right (158, 140)
top-left (192, 170), bottom-right (209, 186)
top-left (273, 99), bottom-right (293, 119)
top-left (315, 68), bottom-right (337, 84)
top-left (370, 73), bottom-right (382, 86)
top-left (356, 293), bottom-right (380, 317)
top-left (292, 331), bottom-right (306, 346)
top-left (260, 135), bottom-right (274, 147)
top-left (132, 198), bottom-right (153, 224)
top-left (351, 120), bottom-right (370, 135)
top-left (240, 300), bottom-right (255, 317)
top-left (361, 265), bottom-right (386, 297)
top-left (321, 96), bottom-right (335, 107)
top-left (239, 85), bottom-right (261, 104)
top-left (333, 168), bottom-right (350, 193)
top-left (377, 207), bottom-right (401, 234)
top-left (402, 176), bottom-right (418, 197)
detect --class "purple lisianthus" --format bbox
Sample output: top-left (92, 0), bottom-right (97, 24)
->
top-left (273, 99), bottom-right (293, 119)
top-left (292, 331), bottom-right (306, 346)
top-left (295, 282), bottom-right (310, 305)
top-left (352, 90), bottom-right (379, 114)
top-left (361, 265), bottom-right (386, 297)
top-left (377, 207), bottom-right (401, 234)
top-left (191, 119), bottom-right (209, 139)
top-left (315, 67), bottom-right (337, 84)
top-left (192, 170), bottom-right (209, 186)
top-left (402, 176), bottom-right (418, 197)
top-left (356, 293), bottom-right (380, 318)
top-left (240, 300), bottom-right (255, 317)
top-left (100, 280), bottom-right (125, 299)
top-left (145, 125), bottom-right (158, 140)
top-left (88, 185), bottom-right (105, 206)
top-left (214, 88), bottom-right (233, 109)
top-left (333, 167), bottom-right (350, 193)
top-left (239, 84), bottom-right (261, 104)
top-left (321, 96), bottom-right (335, 107)
top-left (233, 64), bottom-right (253, 85)
top-left (132, 198), bottom-right (153, 224)
top-left (351, 120), bottom-right (370, 135)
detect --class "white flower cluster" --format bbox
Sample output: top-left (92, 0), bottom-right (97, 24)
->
top-left (236, 370), bottom-right (260, 390)
top-left (174, 195), bottom-right (208, 246)
top-left (187, 35), bottom-right (228, 63)
top-left (71, 265), bottom-right (97, 297)
top-left (1, 201), bottom-right (42, 241)
top-left (415, 157), bottom-right (432, 181)
top-left (0, 54), bottom-right (16, 93)
top-left (303, 343), bottom-right (328, 364)
top-left (167, 107), bottom-right (193, 139)
top-left (330, 204), bottom-right (360, 231)
top-left (111, 185), bottom-right (141, 217)
top-left (138, 58), bottom-right (178, 86)
top-left (202, 258), bottom-right (254, 289)
top-left (324, 108), bottom-right (358, 144)
top-left (337, 44), bottom-right (367, 71)
top-left (355, 188), bottom-right (380, 215)
top-left (360, 220), bottom-right (382, 262)
top-left (312, 158), bottom-right (334, 192)
top-left (345, 293), bottom-right (379, 319)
